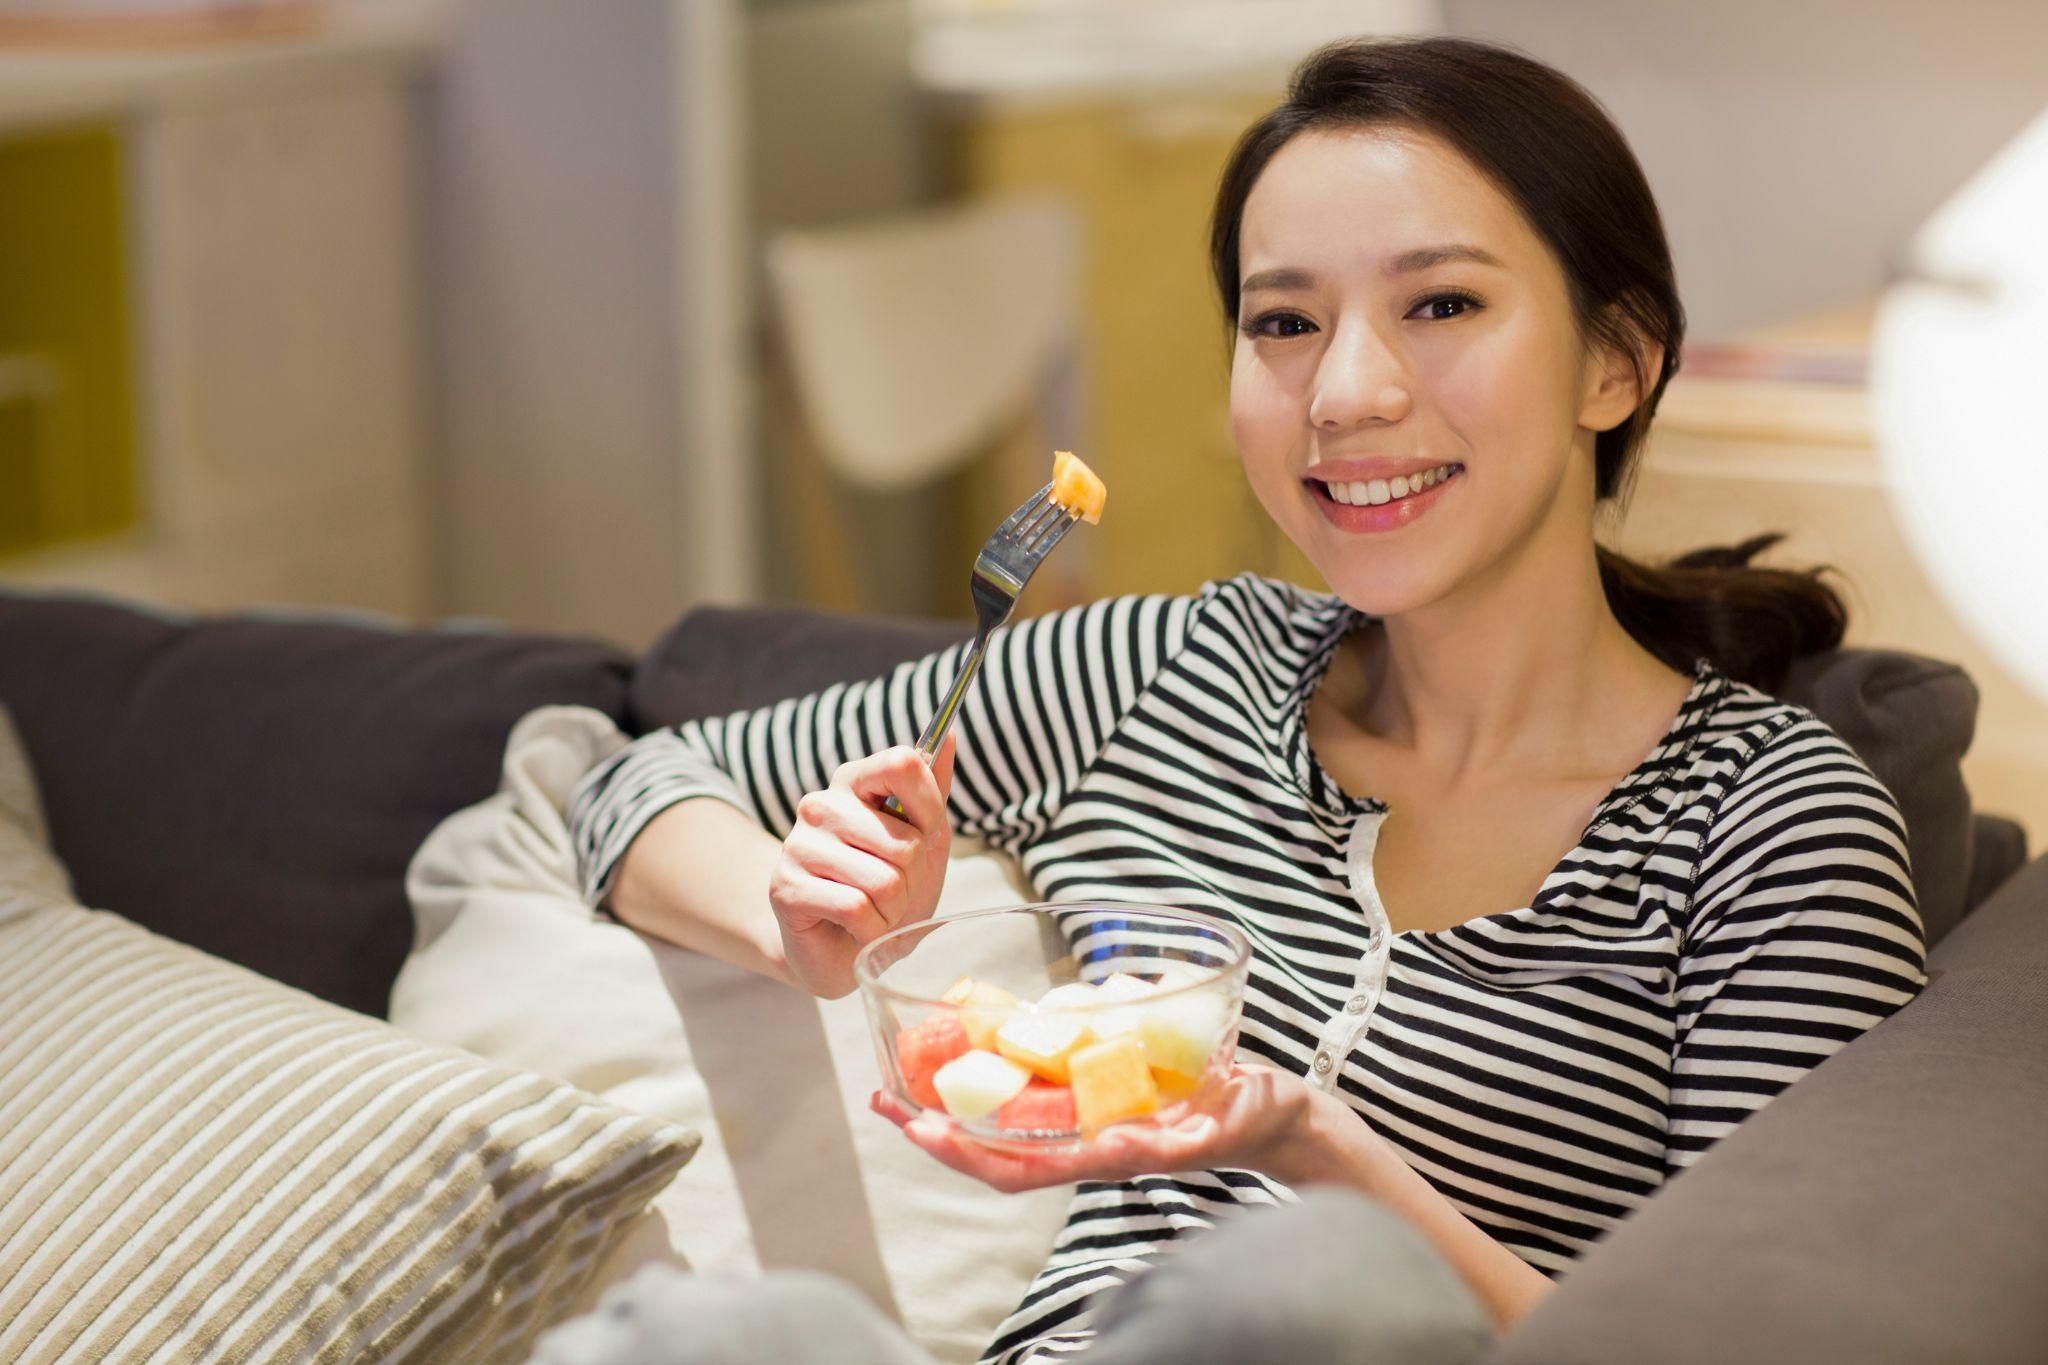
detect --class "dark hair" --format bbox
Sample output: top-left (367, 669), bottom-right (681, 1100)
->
top-left (1209, 37), bottom-right (1844, 691)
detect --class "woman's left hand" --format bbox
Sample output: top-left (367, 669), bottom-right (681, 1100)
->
top-left (870, 1062), bottom-right (1359, 1193)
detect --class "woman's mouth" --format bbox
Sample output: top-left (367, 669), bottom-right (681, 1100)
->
top-left (1305, 463), bottom-right (1464, 532)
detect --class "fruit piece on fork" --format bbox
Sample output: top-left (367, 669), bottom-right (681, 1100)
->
top-left (1051, 450), bottom-right (1106, 525)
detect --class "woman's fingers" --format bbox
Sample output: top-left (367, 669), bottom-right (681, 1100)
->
top-left (868, 1089), bottom-right (1228, 1193)
top-left (771, 863), bottom-right (890, 944)
top-left (786, 823), bottom-right (909, 915)
top-left (837, 745), bottom-right (950, 833)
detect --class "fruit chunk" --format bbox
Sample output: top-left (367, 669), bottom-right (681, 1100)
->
top-left (1068, 1036), bottom-right (1159, 1135)
top-left (941, 976), bottom-right (1020, 1050)
top-left (996, 1010), bottom-right (1096, 1085)
top-left (1050, 450), bottom-right (1106, 525)
top-left (933, 1048), bottom-right (1033, 1120)
top-left (896, 1015), bottom-right (972, 1109)
top-left (1150, 1066), bottom-right (1204, 1104)
top-left (996, 1079), bottom-right (1077, 1134)
top-left (1090, 973), bottom-right (1155, 1039)
top-left (1135, 984), bottom-right (1231, 1082)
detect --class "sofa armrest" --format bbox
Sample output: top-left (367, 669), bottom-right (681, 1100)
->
top-left (1481, 852), bottom-right (2048, 1365)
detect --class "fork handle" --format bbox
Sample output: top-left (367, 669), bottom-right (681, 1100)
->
top-left (881, 629), bottom-right (990, 820)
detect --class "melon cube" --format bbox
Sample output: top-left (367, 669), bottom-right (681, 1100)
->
top-left (1068, 1036), bottom-right (1159, 1135)
top-left (941, 976), bottom-right (1020, 1051)
top-left (996, 1079), bottom-right (1077, 1134)
top-left (1135, 987), bottom-right (1230, 1082)
top-left (996, 1010), bottom-right (1095, 1085)
top-left (932, 1048), bottom-right (1033, 1121)
top-left (1150, 1065), bottom-right (1203, 1104)
top-left (1090, 973), bottom-right (1156, 1039)
top-left (1036, 982), bottom-right (1101, 1012)
top-left (895, 1014), bottom-right (972, 1109)
top-left (1050, 450), bottom-right (1106, 525)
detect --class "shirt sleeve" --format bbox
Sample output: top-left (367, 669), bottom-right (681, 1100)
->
top-left (567, 592), bottom-right (1201, 907)
top-left (1665, 718), bottom-right (1928, 1174)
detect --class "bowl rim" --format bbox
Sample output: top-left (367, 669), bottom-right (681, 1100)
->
top-left (851, 900), bottom-right (1253, 1010)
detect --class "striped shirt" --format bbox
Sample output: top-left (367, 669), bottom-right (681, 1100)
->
top-left (570, 573), bottom-right (1928, 1363)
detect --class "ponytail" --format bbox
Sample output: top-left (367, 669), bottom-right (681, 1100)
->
top-left (1596, 533), bottom-right (1846, 692)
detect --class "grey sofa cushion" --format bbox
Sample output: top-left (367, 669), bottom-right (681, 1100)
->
top-left (632, 604), bottom-right (970, 727)
top-left (1482, 851), bottom-right (2048, 1365)
top-left (1778, 648), bottom-right (1980, 947)
top-left (0, 591), bottom-right (634, 1017)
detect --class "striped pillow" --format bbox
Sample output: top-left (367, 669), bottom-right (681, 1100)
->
top-left (0, 903), bottom-right (700, 1365)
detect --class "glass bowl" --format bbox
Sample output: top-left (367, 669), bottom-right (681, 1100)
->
top-left (855, 903), bottom-right (1251, 1148)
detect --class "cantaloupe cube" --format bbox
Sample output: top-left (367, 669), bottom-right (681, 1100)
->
top-left (1050, 450), bottom-right (1106, 525)
top-left (932, 1048), bottom-right (1033, 1121)
top-left (1068, 1036), bottom-right (1159, 1135)
top-left (1150, 1065), bottom-right (1204, 1104)
top-left (996, 1010), bottom-right (1095, 1085)
top-left (941, 976), bottom-right (1020, 1051)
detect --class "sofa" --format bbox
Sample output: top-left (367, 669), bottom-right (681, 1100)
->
top-left (1, 586), bottom-right (2043, 1364)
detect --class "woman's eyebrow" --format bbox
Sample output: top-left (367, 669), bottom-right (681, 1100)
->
top-left (1386, 244), bottom-right (1503, 274)
top-left (1239, 266), bottom-right (1317, 294)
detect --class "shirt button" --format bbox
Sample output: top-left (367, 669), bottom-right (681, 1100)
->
top-left (1312, 1053), bottom-right (1333, 1075)
top-left (1345, 995), bottom-right (1369, 1014)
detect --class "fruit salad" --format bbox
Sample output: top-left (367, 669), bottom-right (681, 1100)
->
top-left (893, 964), bottom-right (1233, 1140)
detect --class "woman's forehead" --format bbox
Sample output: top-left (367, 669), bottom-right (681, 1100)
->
top-left (1238, 126), bottom-right (1534, 276)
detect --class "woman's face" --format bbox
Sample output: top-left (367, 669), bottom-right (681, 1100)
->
top-left (1230, 125), bottom-right (1638, 616)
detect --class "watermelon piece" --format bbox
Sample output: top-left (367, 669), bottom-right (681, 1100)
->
top-left (996, 1079), bottom-right (1078, 1135)
top-left (896, 1015), bottom-right (972, 1109)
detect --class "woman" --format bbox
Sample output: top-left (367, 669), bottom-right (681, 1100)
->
top-left (568, 36), bottom-right (1926, 1364)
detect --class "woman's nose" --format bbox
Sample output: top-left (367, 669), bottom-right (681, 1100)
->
top-left (1308, 323), bottom-right (1412, 429)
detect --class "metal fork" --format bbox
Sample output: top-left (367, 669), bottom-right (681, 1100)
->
top-left (881, 482), bottom-right (1082, 819)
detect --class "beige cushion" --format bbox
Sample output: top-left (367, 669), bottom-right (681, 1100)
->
top-left (0, 714), bottom-right (700, 1365)
top-left (395, 706), bottom-right (1072, 1365)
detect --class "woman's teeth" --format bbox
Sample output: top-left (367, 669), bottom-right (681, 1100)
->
top-left (1321, 463), bottom-right (1462, 506)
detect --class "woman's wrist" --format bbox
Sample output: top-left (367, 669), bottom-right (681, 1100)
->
top-left (1265, 1086), bottom-right (1403, 1194)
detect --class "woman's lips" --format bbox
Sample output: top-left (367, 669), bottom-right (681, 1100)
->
top-left (1305, 466), bottom-right (1462, 532)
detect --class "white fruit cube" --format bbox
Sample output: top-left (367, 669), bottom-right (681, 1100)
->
top-left (1135, 987), bottom-right (1230, 1081)
top-left (1036, 982), bottom-right (1102, 1011)
top-left (996, 1010), bottom-right (1096, 1084)
top-left (932, 1048), bottom-right (1033, 1121)
top-left (1090, 973), bottom-right (1155, 1039)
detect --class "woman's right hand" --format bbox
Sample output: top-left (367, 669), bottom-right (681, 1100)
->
top-left (767, 735), bottom-right (956, 998)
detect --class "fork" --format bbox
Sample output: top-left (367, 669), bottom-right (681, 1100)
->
top-left (881, 482), bottom-right (1083, 820)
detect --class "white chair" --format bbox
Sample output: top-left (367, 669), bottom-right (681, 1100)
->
top-left (762, 193), bottom-right (1085, 610)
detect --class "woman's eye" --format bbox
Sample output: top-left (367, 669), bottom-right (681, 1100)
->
top-left (1243, 312), bottom-right (1318, 339)
top-left (1409, 292), bottom-right (1481, 322)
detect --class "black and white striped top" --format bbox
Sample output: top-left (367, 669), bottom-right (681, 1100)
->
top-left (570, 574), bottom-right (1927, 1364)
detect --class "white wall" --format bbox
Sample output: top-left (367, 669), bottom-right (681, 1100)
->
top-left (427, 0), bottom-right (749, 648)
top-left (1443, 0), bottom-right (2048, 340)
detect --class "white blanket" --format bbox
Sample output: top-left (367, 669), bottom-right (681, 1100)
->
top-left (393, 706), bottom-right (1071, 1364)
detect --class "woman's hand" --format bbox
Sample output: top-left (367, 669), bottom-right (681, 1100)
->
top-left (767, 736), bottom-right (956, 999)
top-left (870, 1062), bottom-right (1374, 1193)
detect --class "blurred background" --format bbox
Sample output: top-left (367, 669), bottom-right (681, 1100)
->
top-left (1, 0), bottom-right (2044, 829)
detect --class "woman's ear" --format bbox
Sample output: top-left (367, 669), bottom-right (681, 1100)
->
top-left (1579, 326), bottom-right (1661, 434)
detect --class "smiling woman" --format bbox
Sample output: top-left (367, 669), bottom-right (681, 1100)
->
top-left (562, 35), bottom-right (1927, 1365)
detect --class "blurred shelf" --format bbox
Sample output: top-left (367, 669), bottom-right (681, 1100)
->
top-left (912, 0), bottom-right (1439, 104)
top-left (0, 0), bottom-right (448, 132)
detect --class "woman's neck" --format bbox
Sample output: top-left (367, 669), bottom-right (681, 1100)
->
top-left (1331, 540), bottom-right (1688, 784)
